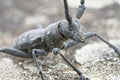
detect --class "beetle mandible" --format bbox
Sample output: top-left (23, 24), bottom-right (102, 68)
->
top-left (0, 0), bottom-right (120, 80)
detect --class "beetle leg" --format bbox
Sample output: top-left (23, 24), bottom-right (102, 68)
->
top-left (84, 32), bottom-right (120, 57)
top-left (62, 32), bottom-right (120, 57)
top-left (52, 48), bottom-right (89, 80)
top-left (32, 49), bottom-right (47, 80)
top-left (0, 47), bottom-right (31, 58)
top-left (62, 40), bottom-right (80, 49)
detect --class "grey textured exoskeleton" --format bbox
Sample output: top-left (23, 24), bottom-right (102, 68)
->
top-left (0, 0), bottom-right (120, 80)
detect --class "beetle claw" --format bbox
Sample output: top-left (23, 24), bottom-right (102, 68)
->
top-left (79, 75), bottom-right (89, 80)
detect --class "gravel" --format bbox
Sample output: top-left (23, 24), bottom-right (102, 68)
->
top-left (0, 39), bottom-right (120, 80)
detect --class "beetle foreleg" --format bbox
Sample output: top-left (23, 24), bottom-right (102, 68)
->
top-left (63, 32), bottom-right (120, 57)
top-left (0, 47), bottom-right (32, 58)
top-left (62, 40), bottom-right (80, 49)
top-left (52, 48), bottom-right (89, 80)
top-left (85, 32), bottom-right (120, 57)
top-left (32, 49), bottom-right (47, 80)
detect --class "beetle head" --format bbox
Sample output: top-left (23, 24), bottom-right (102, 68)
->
top-left (61, 0), bottom-right (85, 42)
top-left (59, 19), bottom-right (85, 42)
top-left (68, 19), bottom-right (85, 42)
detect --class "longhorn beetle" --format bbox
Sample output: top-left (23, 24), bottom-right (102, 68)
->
top-left (0, 0), bottom-right (120, 80)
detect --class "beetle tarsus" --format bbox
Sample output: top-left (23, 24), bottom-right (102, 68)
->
top-left (79, 75), bottom-right (90, 80)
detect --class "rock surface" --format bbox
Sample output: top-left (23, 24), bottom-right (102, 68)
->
top-left (75, 39), bottom-right (120, 64)
top-left (0, 58), bottom-right (37, 80)
top-left (75, 39), bottom-right (120, 80)
top-left (0, 0), bottom-right (120, 80)
top-left (0, 39), bottom-right (120, 80)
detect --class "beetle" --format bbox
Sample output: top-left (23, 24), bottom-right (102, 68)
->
top-left (0, 0), bottom-right (120, 80)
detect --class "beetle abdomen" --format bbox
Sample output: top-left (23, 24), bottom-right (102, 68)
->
top-left (13, 29), bottom-right (44, 50)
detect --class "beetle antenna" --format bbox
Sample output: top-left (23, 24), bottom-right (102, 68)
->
top-left (81, 0), bottom-right (85, 4)
top-left (76, 0), bottom-right (86, 19)
top-left (63, 0), bottom-right (72, 26)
